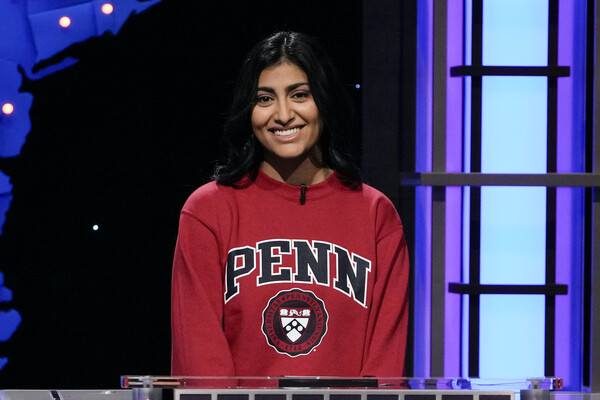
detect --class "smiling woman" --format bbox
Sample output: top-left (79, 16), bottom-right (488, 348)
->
top-left (213, 31), bottom-right (361, 188)
top-left (171, 31), bottom-right (410, 378)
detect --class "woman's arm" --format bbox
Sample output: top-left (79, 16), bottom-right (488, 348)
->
top-left (171, 211), bottom-right (235, 376)
top-left (360, 216), bottom-right (410, 377)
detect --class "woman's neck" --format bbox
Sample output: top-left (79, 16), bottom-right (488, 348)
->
top-left (260, 154), bottom-right (333, 186)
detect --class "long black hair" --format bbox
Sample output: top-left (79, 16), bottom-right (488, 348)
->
top-left (213, 31), bottom-right (361, 186)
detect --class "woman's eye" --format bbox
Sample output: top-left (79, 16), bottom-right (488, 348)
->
top-left (292, 91), bottom-right (310, 100)
top-left (256, 95), bottom-right (272, 104)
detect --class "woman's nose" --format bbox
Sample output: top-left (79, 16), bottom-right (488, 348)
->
top-left (274, 100), bottom-right (294, 125)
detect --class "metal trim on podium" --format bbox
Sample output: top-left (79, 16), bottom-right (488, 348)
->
top-left (118, 376), bottom-right (563, 400)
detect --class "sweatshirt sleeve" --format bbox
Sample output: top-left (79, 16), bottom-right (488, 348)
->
top-left (171, 209), bottom-right (235, 376)
top-left (360, 203), bottom-right (410, 377)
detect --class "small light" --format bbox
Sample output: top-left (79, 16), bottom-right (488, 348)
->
top-left (355, 84), bottom-right (361, 89)
top-left (2, 103), bottom-right (14, 115)
top-left (101, 3), bottom-right (114, 15)
top-left (59, 16), bottom-right (71, 28)
top-left (92, 224), bottom-right (99, 231)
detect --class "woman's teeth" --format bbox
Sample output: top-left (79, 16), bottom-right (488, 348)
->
top-left (273, 127), bottom-right (301, 136)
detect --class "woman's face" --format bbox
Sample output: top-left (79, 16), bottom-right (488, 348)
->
top-left (251, 61), bottom-right (322, 165)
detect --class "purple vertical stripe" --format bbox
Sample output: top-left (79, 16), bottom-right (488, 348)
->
top-left (444, 0), bottom-right (465, 377)
top-left (555, 0), bottom-right (584, 390)
top-left (414, 0), bottom-right (434, 377)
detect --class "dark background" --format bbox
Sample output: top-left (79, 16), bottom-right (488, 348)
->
top-left (0, 0), bottom-right (415, 389)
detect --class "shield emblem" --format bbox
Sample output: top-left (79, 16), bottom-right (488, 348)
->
top-left (279, 308), bottom-right (310, 342)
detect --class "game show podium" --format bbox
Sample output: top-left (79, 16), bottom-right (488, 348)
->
top-left (1, 376), bottom-right (581, 400)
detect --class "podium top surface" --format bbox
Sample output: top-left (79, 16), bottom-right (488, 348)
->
top-left (120, 376), bottom-right (561, 391)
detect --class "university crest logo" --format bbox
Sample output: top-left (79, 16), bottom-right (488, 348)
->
top-left (262, 289), bottom-right (328, 357)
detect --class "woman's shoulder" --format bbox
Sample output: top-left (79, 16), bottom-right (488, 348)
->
top-left (182, 181), bottom-right (237, 215)
top-left (186, 180), bottom-right (221, 200)
top-left (356, 182), bottom-right (403, 235)
top-left (357, 182), bottom-right (396, 207)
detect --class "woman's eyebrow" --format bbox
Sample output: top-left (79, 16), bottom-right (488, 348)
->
top-left (256, 82), bottom-right (310, 94)
top-left (285, 82), bottom-right (310, 92)
top-left (257, 86), bottom-right (275, 94)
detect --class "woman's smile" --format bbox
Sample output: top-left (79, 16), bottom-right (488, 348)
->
top-left (270, 126), bottom-right (304, 139)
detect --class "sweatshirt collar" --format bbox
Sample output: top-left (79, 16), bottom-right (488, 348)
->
top-left (252, 169), bottom-right (346, 204)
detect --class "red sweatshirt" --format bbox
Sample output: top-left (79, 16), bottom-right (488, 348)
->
top-left (171, 171), bottom-right (409, 377)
